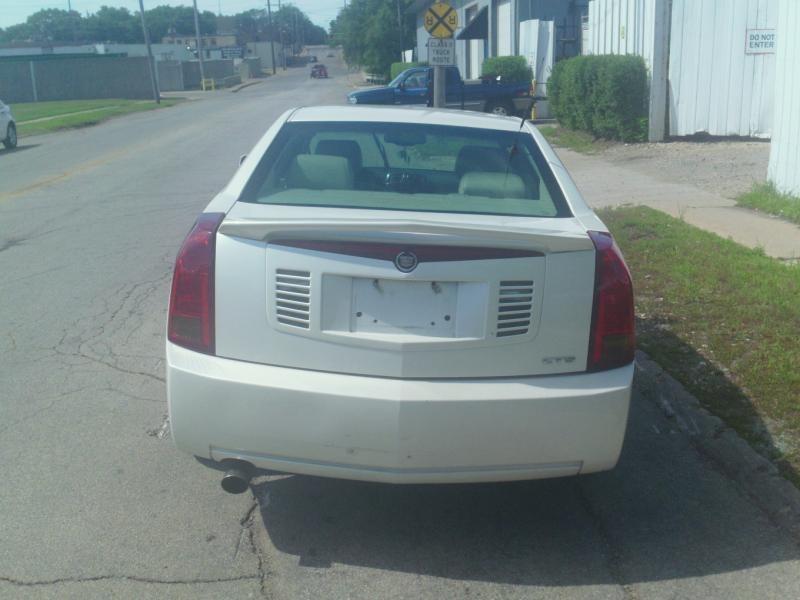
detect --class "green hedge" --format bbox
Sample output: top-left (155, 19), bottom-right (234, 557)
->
top-left (549, 55), bottom-right (648, 142)
top-left (390, 61), bottom-right (427, 80)
top-left (480, 55), bottom-right (533, 83)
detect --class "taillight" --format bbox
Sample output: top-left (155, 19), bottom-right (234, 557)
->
top-left (168, 212), bottom-right (224, 354)
top-left (587, 231), bottom-right (635, 371)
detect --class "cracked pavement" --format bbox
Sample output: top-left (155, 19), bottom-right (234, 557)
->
top-left (1, 56), bottom-right (799, 599)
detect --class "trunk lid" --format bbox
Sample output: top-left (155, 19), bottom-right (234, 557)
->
top-left (214, 204), bottom-right (596, 378)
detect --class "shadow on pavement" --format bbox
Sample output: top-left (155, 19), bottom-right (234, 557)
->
top-left (252, 362), bottom-right (799, 586)
top-left (0, 143), bottom-right (40, 155)
top-left (636, 315), bottom-right (798, 487)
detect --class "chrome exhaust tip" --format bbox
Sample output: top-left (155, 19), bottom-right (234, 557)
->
top-left (220, 460), bottom-right (253, 494)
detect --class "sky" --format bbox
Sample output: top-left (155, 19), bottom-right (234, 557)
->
top-left (0, 1), bottom-right (344, 30)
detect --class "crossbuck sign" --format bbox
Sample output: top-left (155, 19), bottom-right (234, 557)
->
top-left (424, 2), bottom-right (459, 39)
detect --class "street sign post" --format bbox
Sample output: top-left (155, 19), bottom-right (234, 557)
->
top-left (424, 2), bottom-right (458, 108)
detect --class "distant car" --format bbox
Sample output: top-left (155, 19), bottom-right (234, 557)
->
top-left (310, 64), bottom-right (328, 79)
top-left (0, 100), bottom-right (17, 149)
top-left (166, 106), bottom-right (635, 494)
top-left (309, 55), bottom-right (318, 63)
top-left (327, 52), bottom-right (335, 57)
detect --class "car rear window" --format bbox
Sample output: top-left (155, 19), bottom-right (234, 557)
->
top-left (239, 121), bottom-right (571, 218)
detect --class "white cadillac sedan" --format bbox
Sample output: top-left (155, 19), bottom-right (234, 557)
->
top-left (166, 106), bottom-right (634, 493)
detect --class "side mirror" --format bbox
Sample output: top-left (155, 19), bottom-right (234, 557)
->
top-left (239, 154), bottom-right (247, 166)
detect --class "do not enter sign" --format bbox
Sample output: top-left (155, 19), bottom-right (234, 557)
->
top-left (425, 2), bottom-right (459, 39)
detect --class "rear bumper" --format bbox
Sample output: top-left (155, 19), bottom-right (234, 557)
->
top-left (167, 343), bottom-right (633, 484)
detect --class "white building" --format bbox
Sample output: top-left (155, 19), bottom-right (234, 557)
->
top-left (767, 0), bottom-right (800, 195)
top-left (584, 0), bottom-right (777, 141)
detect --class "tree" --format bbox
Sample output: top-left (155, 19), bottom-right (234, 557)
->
top-left (230, 5), bottom-right (326, 48)
top-left (85, 6), bottom-right (141, 43)
top-left (0, 4), bottom-right (325, 48)
top-left (0, 23), bottom-right (33, 44)
top-left (0, 9), bottom-right (85, 44)
top-left (329, 0), bottom-right (415, 76)
top-left (234, 9), bottom-right (264, 44)
top-left (143, 6), bottom-right (216, 42)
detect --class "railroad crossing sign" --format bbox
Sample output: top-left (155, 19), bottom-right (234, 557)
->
top-left (424, 2), bottom-right (459, 39)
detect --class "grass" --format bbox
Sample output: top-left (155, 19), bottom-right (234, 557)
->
top-left (737, 182), bottom-right (800, 226)
top-left (13, 99), bottom-right (183, 136)
top-left (599, 205), bottom-right (800, 486)
top-left (537, 124), bottom-right (612, 154)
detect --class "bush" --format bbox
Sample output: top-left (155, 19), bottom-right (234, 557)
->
top-left (549, 55), bottom-right (648, 142)
top-left (390, 61), bottom-right (427, 80)
top-left (480, 55), bottom-right (533, 83)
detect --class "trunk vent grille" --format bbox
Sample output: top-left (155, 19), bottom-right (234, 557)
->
top-left (496, 280), bottom-right (534, 337)
top-left (275, 269), bottom-right (311, 329)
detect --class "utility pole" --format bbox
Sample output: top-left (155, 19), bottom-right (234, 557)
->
top-left (266, 0), bottom-right (277, 74)
top-left (138, 0), bottom-right (160, 103)
top-left (192, 0), bottom-right (206, 85)
top-left (281, 29), bottom-right (287, 69)
top-left (397, 0), bottom-right (406, 47)
top-left (293, 10), bottom-right (297, 56)
top-left (396, 0), bottom-right (404, 60)
top-left (67, 0), bottom-right (77, 43)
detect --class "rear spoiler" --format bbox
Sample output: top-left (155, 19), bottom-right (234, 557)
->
top-left (218, 218), bottom-right (594, 254)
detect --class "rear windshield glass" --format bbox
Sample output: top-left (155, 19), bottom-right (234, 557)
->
top-left (239, 121), bottom-right (571, 218)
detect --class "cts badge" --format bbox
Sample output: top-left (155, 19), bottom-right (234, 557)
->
top-left (394, 251), bottom-right (418, 272)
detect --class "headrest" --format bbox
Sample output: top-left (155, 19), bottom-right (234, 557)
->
top-left (455, 145), bottom-right (509, 175)
top-left (458, 172), bottom-right (526, 198)
top-left (287, 154), bottom-right (353, 190)
top-left (315, 139), bottom-right (363, 171)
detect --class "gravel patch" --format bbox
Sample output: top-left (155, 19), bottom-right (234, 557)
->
top-left (599, 139), bottom-right (771, 200)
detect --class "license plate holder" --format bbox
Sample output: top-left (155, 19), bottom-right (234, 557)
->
top-left (350, 278), bottom-right (457, 337)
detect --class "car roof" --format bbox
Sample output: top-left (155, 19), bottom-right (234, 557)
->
top-left (288, 105), bottom-right (526, 132)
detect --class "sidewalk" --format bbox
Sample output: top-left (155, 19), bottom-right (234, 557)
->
top-left (557, 148), bottom-right (800, 261)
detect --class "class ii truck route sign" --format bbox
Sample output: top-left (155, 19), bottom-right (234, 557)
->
top-left (428, 38), bottom-right (455, 66)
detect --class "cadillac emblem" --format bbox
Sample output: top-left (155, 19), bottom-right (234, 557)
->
top-left (394, 251), bottom-right (418, 272)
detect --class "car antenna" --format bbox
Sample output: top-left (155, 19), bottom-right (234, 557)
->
top-left (502, 115), bottom-right (528, 190)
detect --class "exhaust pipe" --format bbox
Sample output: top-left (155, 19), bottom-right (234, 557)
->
top-left (220, 460), bottom-right (253, 494)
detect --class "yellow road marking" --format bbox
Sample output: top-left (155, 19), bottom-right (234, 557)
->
top-left (0, 145), bottom-right (134, 203)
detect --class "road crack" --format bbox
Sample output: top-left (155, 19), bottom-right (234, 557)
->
top-left (239, 493), bottom-right (271, 598)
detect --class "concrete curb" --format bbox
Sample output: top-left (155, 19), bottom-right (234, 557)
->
top-left (634, 350), bottom-right (800, 540)
top-left (231, 79), bottom-right (265, 93)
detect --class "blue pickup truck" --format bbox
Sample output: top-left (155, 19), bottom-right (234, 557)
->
top-left (347, 66), bottom-right (533, 117)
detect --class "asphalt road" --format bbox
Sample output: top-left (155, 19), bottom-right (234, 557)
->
top-left (1, 53), bottom-right (799, 599)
